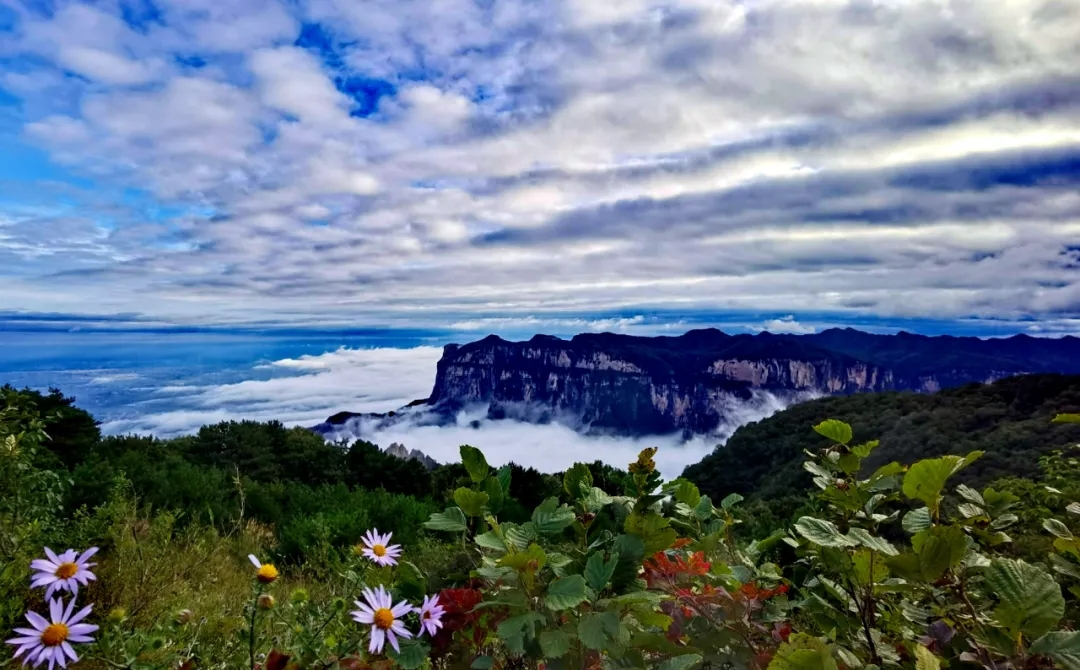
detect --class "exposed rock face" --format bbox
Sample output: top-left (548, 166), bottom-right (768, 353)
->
top-left (424, 328), bottom-right (1080, 437)
top-left (384, 442), bottom-right (439, 470)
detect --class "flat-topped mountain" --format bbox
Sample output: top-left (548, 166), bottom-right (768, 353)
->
top-left (314, 328), bottom-right (1080, 438)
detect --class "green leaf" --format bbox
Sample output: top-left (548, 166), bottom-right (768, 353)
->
top-left (454, 487), bottom-right (490, 517)
top-left (813, 419), bottom-right (853, 445)
top-left (911, 525), bottom-right (969, 581)
top-left (474, 531), bottom-right (508, 553)
top-left (866, 462), bottom-right (905, 487)
top-left (902, 507), bottom-right (933, 533)
top-left (387, 639), bottom-right (429, 669)
top-left (504, 523), bottom-right (536, 550)
top-left (693, 495), bottom-right (715, 520)
top-left (563, 462), bottom-right (594, 500)
top-left (584, 550), bottom-right (620, 592)
top-left (539, 630), bottom-right (572, 658)
top-left (470, 656), bottom-right (494, 669)
top-left (545, 575), bottom-right (589, 610)
top-left (1031, 631), bottom-right (1080, 670)
top-left (496, 612), bottom-right (545, 655)
top-left (460, 444), bottom-right (490, 483)
top-left (611, 534), bottom-right (646, 591)
top-left (768, 633), bottom-right (838, 670)
top-left (424, 506), bottom-right (468, 532)
top-left (578, 611), bottom-right (621, 650)
top-left (957, 483), bottom-right (984, 505)
top-left (914, 645), bottom-right (940, 670)
top-left (532, 497), bottom-right (576, 535)
top-left (496, 465), bottom-right (512, 493)
top-left (581, 486), bottom-right (614, 513)
top-left (847, 527), bottom-right (898, 556)
top-left (659, 654), bottom-right (703, 670)
top-left (1068, 502), bottom-right (1080, 516)
top-left (720, 492), bottom-right (745, 509)
top-left (957, 503), bottom-right (986, 519)
top-left (497, 543), bottom-right (547, 572)
top-left (794, 516), bottom-right (859, 547)
top-left (1049, 553), bottom-right (1080, 581)
top-left (852, 547), bottom-right (890, 586)
top-left (902, 452), bottom-right (983, 513)
top-left (1044, 518), bottom-right (1074, 540)
top-left (851, 440), bottom-right (880, 458)
top-left (667, 478), bottom-right (702, 508)
top-left (483, 476), bottom-right (505, 515)
top-left (1053, 414), bottom-right (1080, 424)
top-left (625, 511), bottom-right (677, 554)
top-left (985, 558), bottom-right (1065, 640)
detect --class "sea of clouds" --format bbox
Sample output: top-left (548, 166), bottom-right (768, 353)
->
top-left (100, 345), bottom-right (798, 479)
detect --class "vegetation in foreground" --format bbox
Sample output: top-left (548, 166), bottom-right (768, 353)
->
top-left (3, 387), bottom-right (1080, 669)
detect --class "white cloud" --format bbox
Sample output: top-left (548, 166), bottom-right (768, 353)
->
top-left (755, 316), bottom-right (818, 335)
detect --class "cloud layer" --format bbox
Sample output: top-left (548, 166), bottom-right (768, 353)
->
top-left (1, 0), bottom-right (1079, 330)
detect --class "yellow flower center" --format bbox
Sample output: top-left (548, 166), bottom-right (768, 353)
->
top-left (55, 562), bottom-right (78, 579)
top-left (41, 624), bottom-right (69, 647)
top-left (256, 564), bottom-right (279, 583)
top-left (373, 608), bottom-right (394, 630)
top-left (372, 544), bottom-right (387, 557)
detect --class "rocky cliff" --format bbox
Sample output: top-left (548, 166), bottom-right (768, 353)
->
top-left (423, 328), bottom-right (1080, 437)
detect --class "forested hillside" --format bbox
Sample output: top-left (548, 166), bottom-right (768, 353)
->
top-left (683, 373), bottom-right (1080, 504)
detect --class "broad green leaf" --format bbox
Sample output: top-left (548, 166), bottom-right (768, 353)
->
top-left (794, 516), bottom-right (859, 547)
top-left (545, 575), bottom-right (589, 610)
top-left (532, 497), bottom-right (576, 535)
top-left (866, 462), bottom-right (905, 486)
top-left (454, 487), bottom-right (490, 517)
top-left (1049, 553), bottom-right (1080, 580)
top-left (483, 476), bottom-right (505, 515)
top-left (851, 440), bottom-right (880, 458)
top-left (1031, 631), bottom-right (1080, 670)
top-left (813, 419), bottom-right (853, 445)
top-left (1068, 502), bottom-right (1080, 516)
top-left (768, 633), bottom-right (838, 670)
top-left (460, 444), bottom-right (490, 483)
top-left (474, 531), bottom-right (508, 553)
top-left (902, 452), bottom-right (983, 514)
top-left (694, 495), bottom-right (715, 520)
top-left (668, 478), bottom-right (702, 508)
top-left (563, 462), bottom-right (594, 500)
top-left (852, 547), bottom-right (890, 586)
top-left (387, 639), bottom-right (430, 670)
top-left (470, 656), bottom-right (494, 669)
top-left (957, 503), bottom-right (986, 519)
top-left (912, 525), bottom-right (969, 581)
top-left (625, 511), bottom-right (678, 554)
top-left (990, 513), bottom-right (1018, 530)
top-left (496, 465), bottom-right (512, 493)
top-left (539, 630), bottom-right (572, 658)
top-left (581, 486), bottom-right (614, 513)
top-left (496, 612), bottom-right (545, 655)
top-left (1053, 414), bottom-right (1080, 424)
top-left (585, 550), bottom-right (619, 592)
top-left (721, 492), bottom-right (745, 509)
top-left (957, 483), bottom-right (984, 505)
top-left (902, 507), bottom-right (933, 533)
top-left (497, 543), bottom-right (547, 572)
top-left (914, 645), bottom-right (940, 670)
top-left (837, 453), bottom-right (862, 476)
top-left (659, 654), bottom-right (703, 670)
top-left (1044, 518), bottom-right (1074, 540)
top-left (504, 522), bottom-right (536, 550)
top-left (611, 534), bottom-right (646, 591)
top-left (847, 527), bottom-right (898, 556)
top-left (578, 611), bottom-right (621, 650)
top-left (424, 506), bottom-right (468, 532)
top-left (984, 558), bottom-right (1065, 640)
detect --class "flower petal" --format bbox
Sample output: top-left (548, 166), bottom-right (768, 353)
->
top-left (44, 548), bottom-right (61, 564)
top-left (77, 548), bottom-right (99, 563)
top-left (386, 629), bottom-right (400, 653)
top-left (67, 606), bottom-right (93, 627)
top-left (391, 601), bottom-right (412, 617)
top-left (248, 554), bottom-right (261, 568)
top-left (369, 628), bottom-right (385, 655)
top-left (26, 611), bottom-right (49, 631)
top-left (49, 600), bottom-right (63, 624)
top-left (61, 642), bottom-right (78, 663)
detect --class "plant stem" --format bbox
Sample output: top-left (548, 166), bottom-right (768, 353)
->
top-left (249, 585), bottom-right (263, 670)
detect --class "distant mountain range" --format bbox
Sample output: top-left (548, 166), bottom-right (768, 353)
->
top-left (312, 328), bottom-right (1080, 439)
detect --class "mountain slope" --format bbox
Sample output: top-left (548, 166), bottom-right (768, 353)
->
top-left (682, 373), bottom-right (1080, 502)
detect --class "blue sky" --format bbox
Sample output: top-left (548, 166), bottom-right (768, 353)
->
top-left (2, 0), bottom-right (1080, 337)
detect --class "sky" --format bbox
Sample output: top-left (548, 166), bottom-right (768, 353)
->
top-left (0, 0), bottom-right (1079, 337)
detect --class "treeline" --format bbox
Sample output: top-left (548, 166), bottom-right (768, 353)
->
top-left (5, 385), bottom-right (630, 563)
top-left (684, 373), bottom-right (1080, 510)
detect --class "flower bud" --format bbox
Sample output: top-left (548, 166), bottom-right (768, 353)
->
top-left (332, 597), bottom-right (346, 611)
top-left (258, 594), bottom-right (276, 610)
top-left (107, 608), bottom-right (127, 624)
top-left (290, 588), bottom-right (309, 604)
top-left (176, 609), bottom-right (194, 625)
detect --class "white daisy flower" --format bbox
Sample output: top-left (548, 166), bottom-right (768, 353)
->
top-left (5, 598), bottom-right (98, 669)
top-left (30, 548), bottom-right (98, 599)
top-left (359, 529), bottom-right (402, 567)
top-left (415, 594), bottom-right (445, 637)
top-left (351, 585), bottom-right (413, 654)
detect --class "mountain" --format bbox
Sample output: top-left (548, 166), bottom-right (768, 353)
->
top-left (418, 328), bottom-right (1080, 437)
top-left (682, 373), bottom-right (1080, 504)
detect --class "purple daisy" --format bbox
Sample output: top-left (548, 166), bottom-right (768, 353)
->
top-left (351, 585), bottom-right (413, 654)
top-left (30, 548), bottom-right (98, 599)
top-left (5, 598), bottom-right (98, 669)
top-left (415, 594), bottom-right (445, 637)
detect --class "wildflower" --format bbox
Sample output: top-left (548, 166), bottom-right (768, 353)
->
top-left (175, 609), bottom-right (194, 625)
top-left (415, 594), bottom-right (445, 637)
top-left (106, 608), bottom-right (126, 625)
top-left (290, 588), bottom-right (309, 604)
top-left (248, 555), bottom-right (279, 584)
top-left (359, 529), bottom-right (402, 567)
top-left (30, 548), bottom-right (98, 599)
top-left (5, 598), bottom-right (98, 669)
top-left (351, 586), bottom-right (413, 654)
top-left (257, 594), bottom-right (276, 610)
